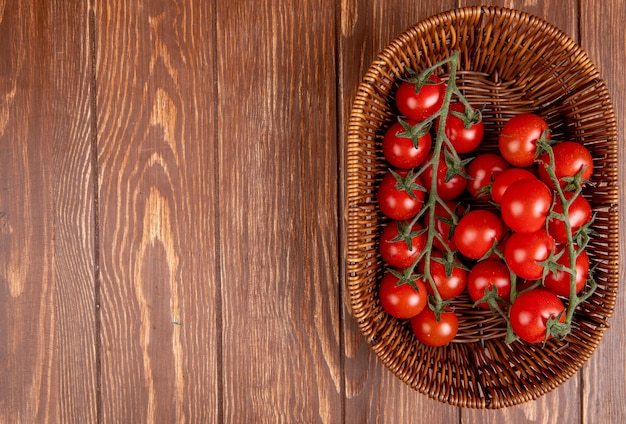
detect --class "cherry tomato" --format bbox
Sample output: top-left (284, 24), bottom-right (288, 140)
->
top-left (396, 74), bottom-right (446, 121)
top-left (410, 307), bottom-right (458, 346)
top-left (510, 289), bottom-right (566, 343)
top-left (379, 220), bottom-right (426, 269)
top-left (423, 201), bottom-right (464, 252)
top-left (378, 272), bottom-right (428, 319)
top-left (500, 178), bottom-right (552, 234)
top-left (467, 153), bottom-right (510, 200)
top-left (499, 113), bottom-right (549, 167)
top-left (467, 260), bottom-right (511, 309)
top-left (453, 209), bottom-right (504, 260)
top-left (377, 170), bottom-right (426, 220)
top-left (421, 153), bottom-right (467, 200)
top-left (543, 248), bottom-right (589, 297)
top-left (439, 102), bottom-right (484, 153)
top-left (490, 167), bottom-right (537, 204)
top-left (504, 230), bottom-right (555, 280)
top-left (418, 250), bottom-right (467, 299)
top-left (382, 120), bottom-right (432, 169)
top-left (547, 192), bottom-right (592, 243)
top-left (538, 141), bottom-right (593, 189)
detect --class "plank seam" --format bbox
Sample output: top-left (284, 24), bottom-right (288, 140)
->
top-left (88, 5), bottom-right (103, 424)
top-left (334, 0), bottom-right (347, 422)
top-left (213, 1), bottom-right (224, 422)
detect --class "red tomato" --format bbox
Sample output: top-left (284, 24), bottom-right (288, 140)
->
top-left (418, 250), bottom-right (467, 299)
top-left (544, 248), bottom-right (589, 297)
top-left (382, 120), bottom-right (432, 169)
top-left (510, 289), bottom-right (566, 343)
top-left (490, 167), bottom-right (537, 204)
top-left (377, 170), bottom-right (426, 220)
top-left (538, 141), bottom-right (593, 189)
top-left (500, 178), bottom-right (552, 234)
top-left (378, 272), bottom-right (428, 319)
top-left (410, 307), bottom-right (459, 347)
top-left (467, 260), bottom-right (511, 309)
top-left (396, 75), bottom-right (446, 121)
top-left (504, 230), bottom-right (555, 280)
top-left (379, 220), bottom-right (426, 268)
top-left (423, 201), bottom-right (464, 252)
top-left (439, 102), bottom-right (484, 153)
top-left (421, 153), bottom-right (467, 200)
top-left (453, 210), bottom-right (504, 260)
top-left (499, 113), bottom-right (550, 167)
top-left (547, 192), bottom-right (592, 243)
top-left (467, 153), bottom-right (510, 200)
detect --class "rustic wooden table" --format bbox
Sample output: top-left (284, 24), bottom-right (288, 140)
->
top-left (1, 1), bottom-right (624, 423)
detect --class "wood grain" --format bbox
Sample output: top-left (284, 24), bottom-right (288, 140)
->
top-left (579, 1), bottom-right (626, 422)
top-left (95, 0), bottom-right (219, 422)
top-left (0, 0), bottom-right (97, 422)
top-left (339, 1), bottom-right (461, 422)
top-left (216, 0), bottom-right (342, 421)
top-left (0, 1), bottom-right (623, 422)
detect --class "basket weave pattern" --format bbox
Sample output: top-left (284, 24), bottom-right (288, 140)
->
top-left (346, 6), bottom-right (619, 408)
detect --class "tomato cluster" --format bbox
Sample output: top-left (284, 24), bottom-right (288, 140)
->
top-left (377, 65), bottom-right (595, 346)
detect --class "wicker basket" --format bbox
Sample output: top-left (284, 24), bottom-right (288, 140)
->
top-left (346, 6), bottom-right (619, 409)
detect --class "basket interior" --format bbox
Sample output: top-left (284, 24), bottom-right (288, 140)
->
top-left (346, 6), bottom-right (619, 409)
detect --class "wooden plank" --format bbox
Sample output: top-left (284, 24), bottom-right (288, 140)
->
top-left (579, 1), bottom-right (626, 422)
top-left (216, 0), bottom-right (342, 421)
top-left (454, 1), bottom-right (582, 421)
top-left (0, 1), bottom-right (97, 422)
top-left (95, 0), bottom-right (219, 421)
top-left (339, 2), bottom-right (461, 422)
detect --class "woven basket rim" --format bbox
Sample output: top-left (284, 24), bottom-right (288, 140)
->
top-left (346, 5), bottom-right (619, 409)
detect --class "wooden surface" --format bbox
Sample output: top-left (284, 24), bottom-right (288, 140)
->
top-left (0, 1), bottom-right (623, 422)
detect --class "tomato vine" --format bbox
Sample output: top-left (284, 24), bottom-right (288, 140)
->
top-left (377, 50), bottom-right (597, 345)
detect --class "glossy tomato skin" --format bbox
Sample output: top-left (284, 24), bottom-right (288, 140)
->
top-left (379, 220), bottom-right (426, 269)
top-left (544, 248), bottom-right (589, 297)
top-left (396, 75), bottom-right (446, 122)
top-left (538, 141), bottom-right (593, 189)
top-left (500, 178), bottom-right (552, 234)
top-left (378, 272), bottom-right (428, 319)
top-left (377, 170), bottom-right (426, 220)
top-left (453, 209), bottom-right (504, 260)
top-left (382, 120), bottom-right (432, 169)
top-left (410, 307), bottom-right (459, 347)
top-left (418, 250), bottom-right (467, 299)
top-left (510, 289), bottom-right (566, 343)
top-left (423, 201), bottom-right (464, 252)
top-left (421, 153), bottom-right (467, 200)
top-left (499, 113), bottom-right (549, 167)
top-left (467, 153), bottom-right (510, 200)
top-left (547, 192), bottom-right (592, 243)
top-left (440, 102), bottom-right (484, 154)
top-left (467, 260), bottom-right (511, 308)
top-left (504, 230), bottom-right (555, 280)
top-left (491, 167), bottom-right (537, 204)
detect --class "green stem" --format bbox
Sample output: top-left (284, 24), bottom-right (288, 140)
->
top-left (541, 144), bottom-right (593, 326)
top-left (508, 269), bottom-right (518, 303)
top-left (399, 52), bottom-right (464, 312)
top-left (420, 51), bottom-right (462, 310)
